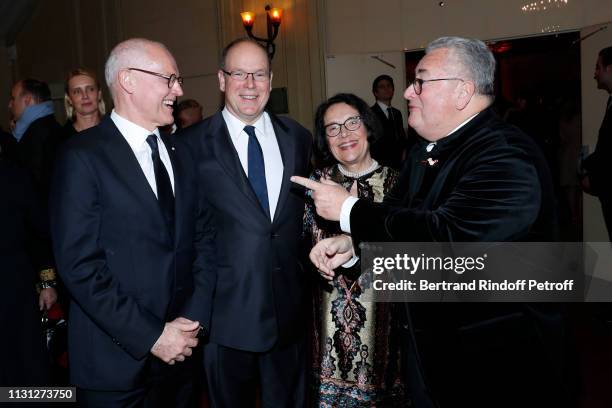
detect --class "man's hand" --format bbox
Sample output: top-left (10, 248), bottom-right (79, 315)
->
top-left (291, 176), bottom-right (350, 221)
top-left (39, 288), bottom-right (57, 311)
top-left (310, 235), bottom-right (354, 280)
top-left (151, 317), bottom-right (200, 365)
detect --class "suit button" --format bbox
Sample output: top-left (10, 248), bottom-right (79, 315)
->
top-left (270, 232), bottom-right (280, 239)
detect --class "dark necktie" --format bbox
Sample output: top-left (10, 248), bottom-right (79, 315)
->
top-left (244, 125), bottom-right (270, 217)
top-left (387, 107), bottom-right (394, 121)
top-left (146, 134), bottom-right (175, 233)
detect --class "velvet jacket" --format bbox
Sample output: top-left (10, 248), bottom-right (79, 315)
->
top-left (351, 107), bottom-right (556, 243)
top-left (350, 107), bottom-right (570, 407)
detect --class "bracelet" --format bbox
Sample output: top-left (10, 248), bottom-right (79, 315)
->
top-left (39, 268), bottom-right (57, 282)
top-left (40, 280), bottom-right (57, 289)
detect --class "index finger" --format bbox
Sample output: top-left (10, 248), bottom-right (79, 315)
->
top-left (290, 176), bottom-right (322, 191)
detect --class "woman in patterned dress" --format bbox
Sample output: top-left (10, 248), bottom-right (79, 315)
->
top-left (304, 93), bottom-right (407, 407)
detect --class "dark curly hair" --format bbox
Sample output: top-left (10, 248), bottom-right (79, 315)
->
top-left (313, 93), bottom-right (381, 168)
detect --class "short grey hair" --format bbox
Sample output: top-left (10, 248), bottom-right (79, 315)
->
top-left (104, 38), bottom-right (170, 96)
top-left (426, 36), bottom-right (496, 96)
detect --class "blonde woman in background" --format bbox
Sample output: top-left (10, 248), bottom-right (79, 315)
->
top-left (63, 68), bottom-right (106, 136)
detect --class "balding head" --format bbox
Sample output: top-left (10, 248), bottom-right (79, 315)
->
top-left (104, 38), bottom-right (173, 98)
top-left (103, 38), bottom-right (183, 131)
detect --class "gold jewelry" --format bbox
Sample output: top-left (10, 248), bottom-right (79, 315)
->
top-left (39, 268), bottom-right (56, 281)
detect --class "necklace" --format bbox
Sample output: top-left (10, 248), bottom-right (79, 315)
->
top-left (337, 159), bottom-right (379, 178)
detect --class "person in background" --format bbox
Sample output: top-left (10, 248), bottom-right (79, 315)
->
top-left (582, 46), bottom-right (612, 240)
top-left (304, 92), bottom-right (406, 406)
top-left (9, 78), bottom-right (64, 202)
top-left (63, 68), bottom-right (106, 137)
top-left (8, 78), bottom-right (61, 315)
top-left (176, 99), bottom-right (203, 129)
top-left (369, 74), bottom-right (408, 170)
top-left (0, 144), bottom-right (52, 387)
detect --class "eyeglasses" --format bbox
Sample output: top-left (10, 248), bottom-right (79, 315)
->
top-left (221, 69), bottom-right (270, 82)
top-left (409, 77), bottom-right (464, 95)
top-left (128, 68), bottom-right (183, 88)
top-left (324, 115), bottom-right (362, 137)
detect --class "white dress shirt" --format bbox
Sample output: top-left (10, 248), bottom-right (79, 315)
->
top-left (377, 100), bottom-right (392, 118)
top-left (222, 108), bottom-right (283, 219)
top-left (110, 110), bottom-right (175, 197)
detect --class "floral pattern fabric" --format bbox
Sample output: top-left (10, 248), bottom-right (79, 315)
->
top-left (304, 165), bottom-right (408, 407)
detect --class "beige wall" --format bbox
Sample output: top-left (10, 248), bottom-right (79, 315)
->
top-left (3, 0), bottom-right (221, 126)
top-left (324, 1), bottom-right (612, 241)
top-left (217, 0), bottom-right (326, 130)
top-left (3, 1), bottom-right (611, 239)
top-left (116, 0), bottom-right (221, 117)
top-left (326, 0), bottom-right (612, 54)
top-left (3, 0), bottom-right (324, 131)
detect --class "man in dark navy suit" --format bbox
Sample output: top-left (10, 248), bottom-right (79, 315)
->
top-left (50, 38), bottom-right (215, 407)
top-left (180, 38), bottom-right (311, 407)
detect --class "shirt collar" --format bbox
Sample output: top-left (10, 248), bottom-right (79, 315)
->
top-left (424, 113), bottom-right (479, 152)
top-left (446, 113), bottom-right (479, 137)
top-left (111, 110), bottom-right (160, 151)
top-left (376, 100), bottom-right (391, 112)
top-left (222, 107), bottom-right (269, 140)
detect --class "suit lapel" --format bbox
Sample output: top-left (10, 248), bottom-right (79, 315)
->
top-left (208, 112), bottom-right (266, 217)
top-left (270, 113), bottom-right (295, 225)
top-left (100, 118), bottom-right (170, 237)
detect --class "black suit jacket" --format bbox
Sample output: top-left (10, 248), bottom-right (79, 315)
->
top-left (16, 114), bottom-right (65, 201)
top-left (370, 103), bottom-right (407, 170)
top-left (350, 108), bottom-right (571, 406)
top-left (50, 117), bottom-right (215, 390)
top-left (180, 111), bottom-right (311, 352)
top-left (583, 99), bottom-right (612, 201)
top-left (0, 158), bottom-right (50, 386)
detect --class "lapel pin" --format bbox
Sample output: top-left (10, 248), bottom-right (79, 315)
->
top-left (420, 158), bottom-right (439, 167)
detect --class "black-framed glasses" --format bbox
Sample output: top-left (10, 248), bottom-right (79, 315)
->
top-left (409, 77), bottom-right (464, 95)
top-left (324, 115), bottom-right (362, 137)
top-left (128, 68), bottom-right (183, 88)
top-left (221, 69), bottom-right (270, 82)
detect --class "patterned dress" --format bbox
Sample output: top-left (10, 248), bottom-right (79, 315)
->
top-left (304, 165), bottom-right (407, 407)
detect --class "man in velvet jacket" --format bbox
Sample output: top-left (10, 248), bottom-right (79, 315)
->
top-left (293, 37), bottom-right (573, 407)
top-left (50, 38), bottom-right (215, 407)
top-left (179, 38), bottom-right (311, 407)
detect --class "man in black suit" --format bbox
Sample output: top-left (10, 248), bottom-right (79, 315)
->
top-left (9, 79), bottom-right (62, 316)
top-left (180, 38), bottom-right (311, 407)
top-left (0, 145), bottom-right (51, 386)
top-left (582, 46), bottom-right (612, 240)
top-left (9, 79), bottom-right (64, 201)
top-left (294, 37), bottom-right (572, 407)
top-left (369, 74), bottom-right (407, 170)
top-left (50, 38), bottom-right (215, 407)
